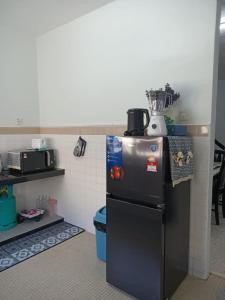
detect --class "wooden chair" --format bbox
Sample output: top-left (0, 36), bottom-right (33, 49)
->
top-left (215, 139), bottom-right (225, 150)
top-left (214, 149), bottom-right (225, 163)
top-left (212, 160), bottom-right (225, 225)
top-left (212, 140), bottom-right (225, 225)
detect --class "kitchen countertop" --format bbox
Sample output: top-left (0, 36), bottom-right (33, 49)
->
top-left (0, 168), bottom-right (65, 186)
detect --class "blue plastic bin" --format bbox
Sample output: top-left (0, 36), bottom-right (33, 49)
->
top-left (167, 125), bottom-right (187, 136)
top-left (94, 206), bottom-right (106, 262)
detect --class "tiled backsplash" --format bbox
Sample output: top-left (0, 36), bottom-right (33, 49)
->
top-left (0, 133), bottom-right (212, 279)
top-left (41, 135), bottom-right (106, 233)
top-left (42, 134), bottom-right (212, 278)
top-left (0, 134), bottom-right (106, 233)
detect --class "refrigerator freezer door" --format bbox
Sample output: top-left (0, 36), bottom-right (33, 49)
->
top-left (106, 197), bottom-right (164, 300)
top-left (107, 136), bottom-right (166, 206)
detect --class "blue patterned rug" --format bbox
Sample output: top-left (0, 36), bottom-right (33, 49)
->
top-left (0, 222), bottom-right (84, 272)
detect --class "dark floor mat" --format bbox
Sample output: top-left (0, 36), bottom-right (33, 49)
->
top-left (0, 222), bottom-right (84, 272)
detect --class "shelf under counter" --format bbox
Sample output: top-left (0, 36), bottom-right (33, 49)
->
top-left (0, 168), bottom-right (65, 186)
top-left (0, 215), bottom-right (64, 245)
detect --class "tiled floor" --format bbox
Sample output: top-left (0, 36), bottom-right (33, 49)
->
top-left (0, 231), bottom-right (225, 300)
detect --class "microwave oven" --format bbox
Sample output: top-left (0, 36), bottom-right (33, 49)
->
top-left (7, 149), bottom-right (55, 174)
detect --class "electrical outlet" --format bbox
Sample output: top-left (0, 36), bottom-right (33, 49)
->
top-left (179, 111), bottom-right (188, 122)
top-left (16, 118), bottom-right (24, 126)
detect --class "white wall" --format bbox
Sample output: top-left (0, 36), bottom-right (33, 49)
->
top-left (215, 80), bottom-right (225, 144)
top-left (0, 0), bottom-right (219, 282)
top-left (35, 0), bottom-right (219, 280)
top-left (0, 0), bottom-right (216, 281)
top-left (0, 27), bottom-right (39, 126)
top-left (37, 0), bottom-right (217, 126)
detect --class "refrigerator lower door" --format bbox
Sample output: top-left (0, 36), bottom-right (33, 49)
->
top-left (106, 197), bottom-right (164, 300)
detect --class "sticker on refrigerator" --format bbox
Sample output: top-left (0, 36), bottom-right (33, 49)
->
top-left (106, 136), bottom-right (124, 180)
top-left (150, 144), bottom-right (158, 152)
top-left (146, 157), bottom-right (157, 172)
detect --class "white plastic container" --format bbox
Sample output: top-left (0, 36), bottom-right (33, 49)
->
top-left (32, 138), bottom-right (46, 149)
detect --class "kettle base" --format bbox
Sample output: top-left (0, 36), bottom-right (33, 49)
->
top-left (124, 130), bottom-right (145, 137)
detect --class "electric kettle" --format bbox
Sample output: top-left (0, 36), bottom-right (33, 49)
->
top-left (124, 108), bottom-right (150, 136)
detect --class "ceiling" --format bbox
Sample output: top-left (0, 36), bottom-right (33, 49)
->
top-left (0, 0), bottom-right (114, 36)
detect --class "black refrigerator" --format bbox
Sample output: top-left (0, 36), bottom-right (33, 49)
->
top-left (106, 136), bottom-right (190, 300)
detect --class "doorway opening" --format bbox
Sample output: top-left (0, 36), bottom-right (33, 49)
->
top-left (210, 0), bottom-right (225, 276)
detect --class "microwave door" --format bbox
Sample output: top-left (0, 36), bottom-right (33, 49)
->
top-left (22, 151), bottom-right (46, 173)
